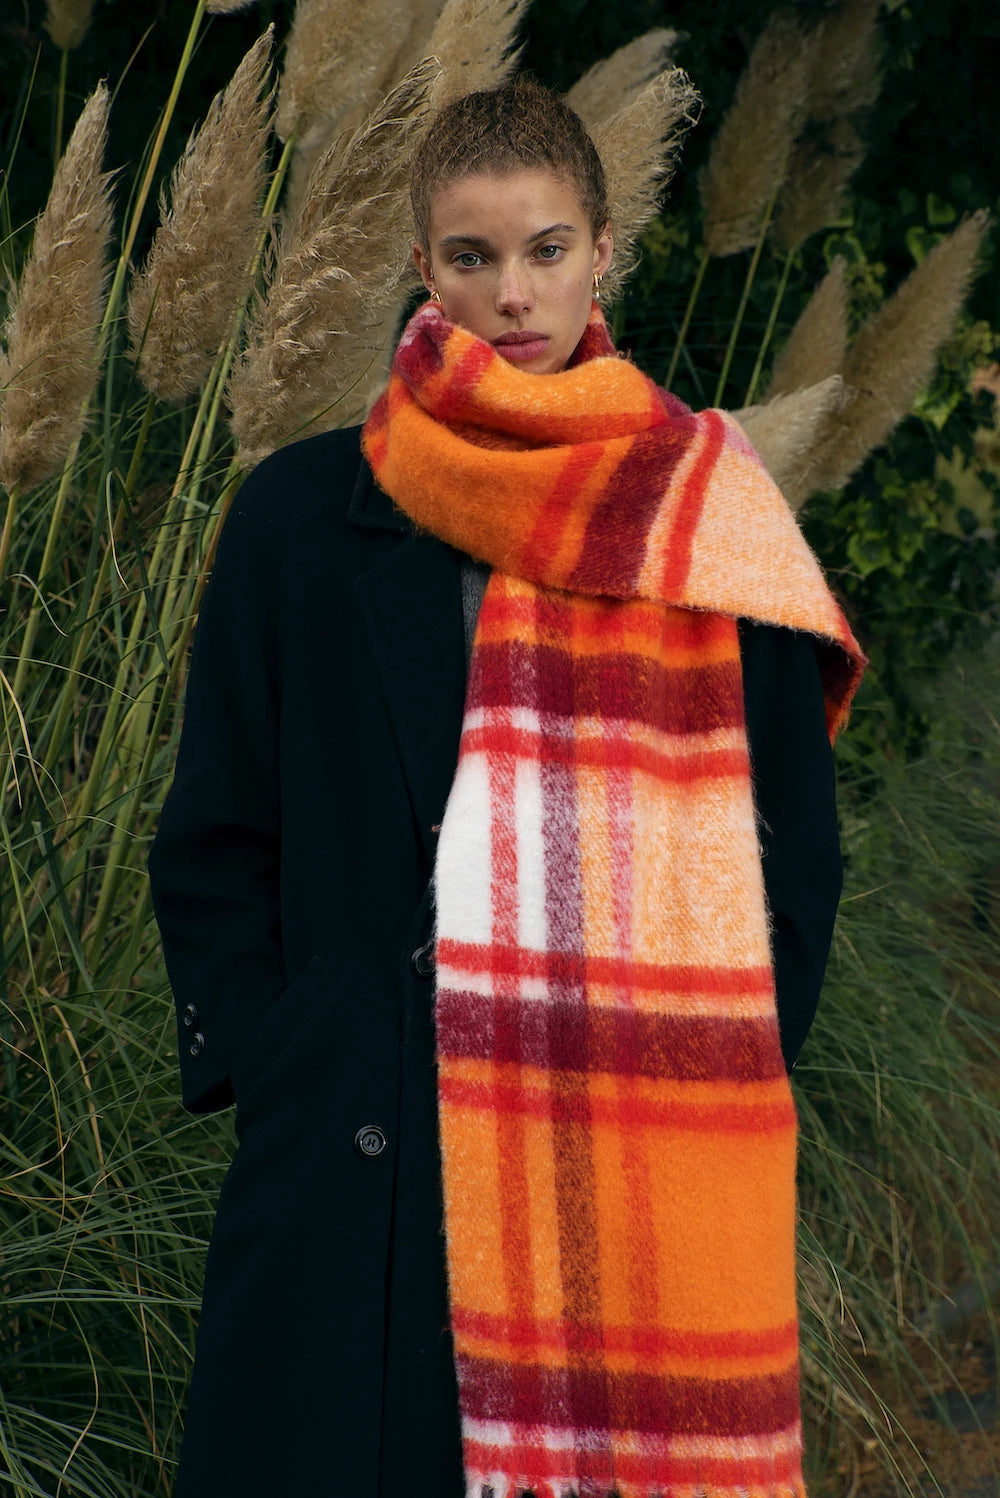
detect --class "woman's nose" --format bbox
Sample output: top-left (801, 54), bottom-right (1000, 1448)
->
top-left (495, 262), bottom-right (533, 315)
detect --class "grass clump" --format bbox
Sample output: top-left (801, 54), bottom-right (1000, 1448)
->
top-left (797, 652), bottom-right (1000, 1493)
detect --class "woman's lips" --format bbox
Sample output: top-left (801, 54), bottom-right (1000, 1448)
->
top-left (493, 332), bottom-right (549, 362)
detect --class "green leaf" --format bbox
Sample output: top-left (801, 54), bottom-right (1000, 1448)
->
top-left (926, 191), bottom-right (957, 226)
top-left (905, 224), bottom-right (944, 263)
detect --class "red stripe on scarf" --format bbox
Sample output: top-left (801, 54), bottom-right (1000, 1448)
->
top-left (460, 721), bottom-right (751, 784)
top-left (436, 939), bottom-right (775, 998)
top-left (660, 407), bottom-right (727, 596)
top-left (453, 1306), bottom-right (800, 1362)
top-left (458, 1357), bottom-right (804, 1434)
top-left (473, 643), bottom-right (747, 736)
top-left (570, 424), bottom-right (698, 594)
top-left (478, 589), bottom-right (740, 651)
top-left (434, 992), bottom-right (787, 1081)
top-left (523, 441), bottom-right (606, 577)
top-left (438, 1073), bottom-right (797, 1134)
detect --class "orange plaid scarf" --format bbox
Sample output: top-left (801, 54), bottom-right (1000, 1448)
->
top-left (362, 301), bottom-right (865, 1498)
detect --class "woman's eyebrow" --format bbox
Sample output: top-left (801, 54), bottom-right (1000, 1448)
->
top-left (438, 233), bottom-right (493, 250)
top-left (527, 222), bottom-right (578, 241)
top-left (437, 223), bottom-right (580, 250)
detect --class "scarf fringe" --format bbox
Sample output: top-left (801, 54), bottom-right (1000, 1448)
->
top-left (468, 1480), bottom-right (808, 1498)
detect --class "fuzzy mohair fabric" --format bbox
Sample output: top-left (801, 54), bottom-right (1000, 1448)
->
top-left (362, 301), bottom-right (865, 1498)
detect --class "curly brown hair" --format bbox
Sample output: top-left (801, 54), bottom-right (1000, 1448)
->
top-left (410, 76), bottom-right (609, 250)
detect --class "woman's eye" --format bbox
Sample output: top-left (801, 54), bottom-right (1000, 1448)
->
top-left (454, 252), bottom-right (484, 268)
top-left (537, 244), bottom-right (563, 260)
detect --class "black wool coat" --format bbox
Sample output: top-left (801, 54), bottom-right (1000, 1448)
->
top-left (147, 424), bottom-right (843, 1498)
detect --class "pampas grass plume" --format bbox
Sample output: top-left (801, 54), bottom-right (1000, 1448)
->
top-left (806, 212), bottom-right (990, 495)
top-left (376, 0), bottom-right (449, 94)
top-left (229, 58), bottom-right (438, 467)
top-left (426, 0), bottom-right (529, 108)
top-left (772, 118), bottom-right (865, 253)
top-left (128, 29), bottom-right (274, 404)
top-left (44, 0), bottom-right (94, 50)
top-left (807, 0), bottom-right (881, 124)
top-left (700, 11), bottom-right (810, 258)
top-left (567, 28), bottom-right (679, 128)
top-left (276, 0), bottom-right (403, 147)
top-left (0, 83), bottom-right (113, 496)
top-left (734, 376), bottom-right (846, 505)
top-left (591, 67), bottom-right (699, 301)
top-left (771, 0), bottom-right (880, 252)
top-left (768, 256), bottom-right (849, 398)
top-left (205, 0), bottom-right (258, 10)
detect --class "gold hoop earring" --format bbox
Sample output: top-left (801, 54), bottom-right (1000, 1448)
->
top-left (429, 286), bottom-right (442, 304)
top-left (593, 272), bottom-right (603, 299)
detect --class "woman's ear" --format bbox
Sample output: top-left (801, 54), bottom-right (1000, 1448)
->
top-left (413, 242), bottom-right (434, 294)
top-left (593, 222), bottom-right (614, 279)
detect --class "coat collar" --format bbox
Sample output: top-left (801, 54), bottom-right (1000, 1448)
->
top-left (348, 444), bottom-right (467, 870)
top-left (346, 448), bottom-right (408, 533)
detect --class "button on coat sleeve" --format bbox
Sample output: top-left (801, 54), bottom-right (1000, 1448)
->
top-left (738, 619), bottom-right (844, 1074)
top-left (147, 465), bottom-right (287, 1114)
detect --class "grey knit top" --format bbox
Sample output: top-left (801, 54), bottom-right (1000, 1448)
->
top-left (459, 554), bottom-right (492, 672)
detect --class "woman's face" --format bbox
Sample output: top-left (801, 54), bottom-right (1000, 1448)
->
top-left (413, 167), bottom-right (613, 375)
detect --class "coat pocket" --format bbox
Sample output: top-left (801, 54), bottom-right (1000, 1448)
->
top-left (229, 952), bottom-right (337, 1116)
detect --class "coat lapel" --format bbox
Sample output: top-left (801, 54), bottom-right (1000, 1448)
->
top-left (349, 456), bottom-right (468, 869)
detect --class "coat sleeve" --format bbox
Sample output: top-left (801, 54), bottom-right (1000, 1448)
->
top-left (737, 619), bottom-right (843, 1073)
top-left (147, 463), bottom-right (289, 1114)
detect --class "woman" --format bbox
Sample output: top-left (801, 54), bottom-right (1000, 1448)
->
top-left (148, 77), bottom-right (864, 1498)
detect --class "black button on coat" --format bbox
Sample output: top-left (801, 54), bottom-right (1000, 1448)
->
top-left (146, 424), bottom-right (843, 1498)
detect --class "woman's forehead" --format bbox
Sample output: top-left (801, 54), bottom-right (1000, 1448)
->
top-left (428, 167), bottom-right (589, 244)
